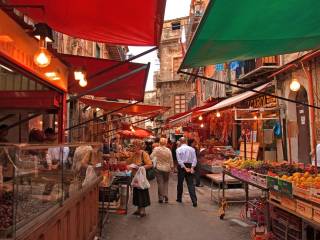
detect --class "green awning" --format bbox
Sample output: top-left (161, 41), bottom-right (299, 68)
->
top-left (181, 0), bottom-right (320, 69)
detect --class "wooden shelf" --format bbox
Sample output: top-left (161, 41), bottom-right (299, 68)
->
top-left (269, 200), bottom-right (320, 229)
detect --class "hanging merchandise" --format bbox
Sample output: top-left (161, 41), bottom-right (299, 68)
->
top-left (229, 61), bottom-right (239, 71)
top-left (273, 121), bottom-right (282, 138)
top-left (215, 63), bottom-right (224, 72)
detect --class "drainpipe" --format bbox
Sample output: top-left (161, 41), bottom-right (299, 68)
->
top-left (301, 60), bottom-right (317, 169)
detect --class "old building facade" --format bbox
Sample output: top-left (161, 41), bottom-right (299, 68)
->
top-left (155, 17), bottom-right (195, 119)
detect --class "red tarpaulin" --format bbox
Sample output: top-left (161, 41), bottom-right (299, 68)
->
top-left (59, 54), bottom-right (149, 101)
top-left (8, 0), bottom-right (166, 46)
top-left (80, 98), bottom-right (169, 118)
top-left (119, 123), bottom-right (153, 139)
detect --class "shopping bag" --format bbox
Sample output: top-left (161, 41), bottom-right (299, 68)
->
top-left (131, 167), bottom-right (150, 189)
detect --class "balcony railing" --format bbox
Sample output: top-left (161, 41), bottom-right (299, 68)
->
top-left (243, 56), bottom-right (279, 74)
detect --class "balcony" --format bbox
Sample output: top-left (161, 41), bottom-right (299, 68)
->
top-left (238, 56), bottom-right (279, 84)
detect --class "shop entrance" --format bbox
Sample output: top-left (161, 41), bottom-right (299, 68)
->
top-left (296, 87), bottom-right (311, 164)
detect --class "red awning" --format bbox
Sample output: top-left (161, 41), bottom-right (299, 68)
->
top-left (80, 98), bottom-right (169, 118)
top-left (60, 54), bottom-right (149, 101)
top-left (0, 91), bottom-right (60, 109)
top-left (8, 0), bottom-right (166, 46)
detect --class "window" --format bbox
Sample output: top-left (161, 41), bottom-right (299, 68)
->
top-left (171, 21), bottom-right (181, 30)
top-left (174, 94), bottom-right (186, 114)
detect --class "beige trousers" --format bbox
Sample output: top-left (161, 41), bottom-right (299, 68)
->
top-left (155, 169), bottom-right (170, 201)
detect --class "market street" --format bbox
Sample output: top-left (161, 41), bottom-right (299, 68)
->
top-left (103, 175), bottom-right (251, 240)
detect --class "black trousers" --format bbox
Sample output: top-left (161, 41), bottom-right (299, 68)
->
top-left (194, 161), bottom-right (201, 186)
top-left (177, 164), bottom-right (197, 204)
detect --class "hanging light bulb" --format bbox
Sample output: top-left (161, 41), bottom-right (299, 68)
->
top-left (74, 71), bottom-right (85, 81)
top-left (96, 108), bottom-right (101, 112)
top-left (33, 25), bottom-right (52, 68)
top-left (200, 123), bottom-right (204, 128)
top-left (198, 115), bottom-right (203, 121)
top-left (34, 46), bottom-right (51, 68)
top-left (254, 115), bottom-right (258, 120)
top-left (79, 77), bottom-right (88, 87)
top-left (216, 111), bottom-right (221, 118)
top-left (290, 77), bottom-right (300, 92)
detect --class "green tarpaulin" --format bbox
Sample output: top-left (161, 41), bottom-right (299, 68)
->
top-left (180, 0), bottom-right (320, 69)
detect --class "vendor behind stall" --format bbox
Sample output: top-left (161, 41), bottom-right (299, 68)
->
top-left (44, 128), bottom-right (70, 169)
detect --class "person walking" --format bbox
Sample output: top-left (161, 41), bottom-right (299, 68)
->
top-left (150, 138), bottom-right (174, 203)
top-left (176, 137), bottom-right (198, 207)
top-left (188, 139), bottom-right (204, 187)
top-left (127, 140), bottom-right (153, 217)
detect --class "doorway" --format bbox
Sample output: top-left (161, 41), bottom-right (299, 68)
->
top-left (296, 87), bottom-right (311, 164)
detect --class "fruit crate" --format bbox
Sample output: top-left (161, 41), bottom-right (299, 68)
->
top-left (312, 205), bottom-right (320, 224)
top-left (256, 173), bottom-right (267, 188)
top-left (249, 171), bottom-right (258, 183)
top-left (269, 190), bottom-right (281, 204)
top-left (296, 200), bottom-right (313, 219)
top-left (281, 195), bottom-right (297, 212)
top-left (293, 186), bottom-right (311, 199)
top-left (310, 188), bottom-right (320, 204)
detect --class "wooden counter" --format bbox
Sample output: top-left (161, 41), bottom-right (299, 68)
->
top-left (15, 177), bottom-right (102, 240)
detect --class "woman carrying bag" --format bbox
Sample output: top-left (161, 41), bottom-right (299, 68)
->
top-left (150, 138), bottom-right (174, 203)
top-left (127, 140), bottom-right (153, 217)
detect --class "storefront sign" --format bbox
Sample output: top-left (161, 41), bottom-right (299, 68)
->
top-left (0, 10), bottom-right (68, 91)
top-left (245, 95), bottom-right (277, 108)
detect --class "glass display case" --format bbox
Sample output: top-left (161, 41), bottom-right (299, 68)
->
top-left (0, 143), bottom-right (102, 239)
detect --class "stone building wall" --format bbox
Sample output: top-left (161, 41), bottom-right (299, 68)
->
top-left (155, 17), bottom-right (194, 120)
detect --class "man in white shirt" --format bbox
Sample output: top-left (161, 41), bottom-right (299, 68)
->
top-left (45, 128), bottom-right (70, 169)
top-left (176, 137), bottom-right (197, 207)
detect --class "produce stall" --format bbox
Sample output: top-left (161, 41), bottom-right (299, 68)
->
top-left (200, 140), bottom-right (237, 174)
top-left (223, 159), bottom-right (320, 239)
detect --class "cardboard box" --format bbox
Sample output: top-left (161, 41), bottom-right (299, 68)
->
top-left (296, 200), bottom-right (313, 219)
top-left (281, 195), bottom-right (296, 211)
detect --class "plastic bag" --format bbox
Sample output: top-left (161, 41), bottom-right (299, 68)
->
top-left (131, 167), bottom-right (150, 189)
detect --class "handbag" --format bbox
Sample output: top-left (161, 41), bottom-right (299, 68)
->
top-left (141, 152), bottom-right (156, 181)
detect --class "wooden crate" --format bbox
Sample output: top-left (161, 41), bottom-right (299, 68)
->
top-left (313, 205), bottom-right (320, 223)
top-left (256, 173), bottom-right (267, 188)
top-left (269, 190), bottom-right (281, 204)
top-left (296, 200), bottom-right (313, 219)
top-left (293, 186), bottom-right (311, 199)
top-left (281, 195), bottom-right (296, 211)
